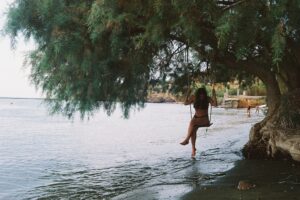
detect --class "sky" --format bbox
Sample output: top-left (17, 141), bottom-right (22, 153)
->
top-left (0, 0), bottom-right (42, 98)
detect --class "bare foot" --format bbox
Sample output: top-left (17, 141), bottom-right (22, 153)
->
top-left (191, 148), bottom-right (197, 157)
top-left (180, 140), bottom-right (189, 145)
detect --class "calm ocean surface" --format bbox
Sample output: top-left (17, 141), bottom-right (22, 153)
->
top-left (0, 98), bottom-right (263, 199)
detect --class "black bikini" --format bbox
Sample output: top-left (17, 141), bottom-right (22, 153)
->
top-left (193, 114), bottom-right (208, 119)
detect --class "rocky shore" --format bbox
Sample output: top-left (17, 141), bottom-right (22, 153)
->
top-left (243, 121), bottom-right (300, 162)
top-left (147, 92), bottom-right (177, 103)
top-left (147, 92), bottom-right (266, 109)
top-left (222, 95), bottom-right (266, 108)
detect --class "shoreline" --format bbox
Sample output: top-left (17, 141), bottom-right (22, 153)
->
top-left (146, 92), bottom-right (266, 109)
top-left (113, 159), bottom-right (300, 200)
top-left (182, 159), bottom-right (300, 200)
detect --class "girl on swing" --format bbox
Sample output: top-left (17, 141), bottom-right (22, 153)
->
top-left (180, 87), bottom-right (218, 157)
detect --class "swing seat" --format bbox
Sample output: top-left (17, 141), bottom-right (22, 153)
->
top-left (195, 122), bottom-right (213, 128)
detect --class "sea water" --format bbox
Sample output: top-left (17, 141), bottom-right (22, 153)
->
top-left (0, 98), bottom-right (263, 199)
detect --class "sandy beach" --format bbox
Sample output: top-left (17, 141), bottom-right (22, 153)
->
top-left (182, 159), bottom-right (300, 200)
top-left (114, 159), bottom-right (300, 200)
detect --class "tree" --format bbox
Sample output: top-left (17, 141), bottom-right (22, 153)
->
top-left (5, 0), bottom-right (300, 159)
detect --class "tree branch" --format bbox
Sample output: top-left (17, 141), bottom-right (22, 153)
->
top-left (216, 52), bottom-right (270, 82)
top-left (216, 52), bottom-right (281, 112)
top-left (222, 0), bottom-right (246, 11)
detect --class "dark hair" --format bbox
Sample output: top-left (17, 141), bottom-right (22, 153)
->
top-left (193, 88), bottom-right (209, 109)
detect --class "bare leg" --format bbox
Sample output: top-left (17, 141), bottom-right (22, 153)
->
top-left (180, 121), bottom-right (195, 145)
top-left (191, 129), bottom-right (197, 157)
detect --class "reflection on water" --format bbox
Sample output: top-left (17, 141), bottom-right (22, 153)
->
top-left (0, 99), bottom-right (263, 199)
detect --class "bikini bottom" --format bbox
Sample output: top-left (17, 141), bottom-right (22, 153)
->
top-left (192, 115), bottom-right (211, 127)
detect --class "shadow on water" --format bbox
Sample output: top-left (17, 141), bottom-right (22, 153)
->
top-left (182, 159), bottom-right (300, 200)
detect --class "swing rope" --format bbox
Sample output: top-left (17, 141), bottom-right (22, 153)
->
top-left (206, 85), bottom-right (214, 133)
top-left (186, 47), bottom-right (193, 120)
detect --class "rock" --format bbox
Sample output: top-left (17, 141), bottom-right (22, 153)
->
top-left (244, 121), bottom-right (300, 162)
top-left (147, 92), bottom-right (176, 103)
top-left (267, 128), bottom-right (300, 162)
top-left (237, 180), bottom-right (256, 190)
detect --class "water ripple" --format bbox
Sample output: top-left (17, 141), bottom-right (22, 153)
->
top-left (0, 99), bottom-right (264, 199)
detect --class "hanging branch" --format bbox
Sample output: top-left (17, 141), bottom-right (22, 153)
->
top-left (222, 0), bottom-right (246, 11)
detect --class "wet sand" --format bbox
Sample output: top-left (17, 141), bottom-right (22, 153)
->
top-left (113, 159), bottom-right (300, 200)
top-left (182, 159), bottom-right (300, 200)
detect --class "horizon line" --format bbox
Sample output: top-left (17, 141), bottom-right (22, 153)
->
top-left (0, 96), bottom-right (45, 100)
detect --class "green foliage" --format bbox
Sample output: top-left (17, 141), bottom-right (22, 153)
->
top-left (216, 12), bottom-right (235, 49)
top-left (4, 0), bottom-right (300, 118)
top-left (6, 0), bottom-right (152, 118)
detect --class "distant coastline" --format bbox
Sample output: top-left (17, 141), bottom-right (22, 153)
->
top-left (0, 94), bottom-right (266, 109)
top-left (147, 92), bottom-right (266, 108)
top-left (0, 96), bottom-right (44, 100)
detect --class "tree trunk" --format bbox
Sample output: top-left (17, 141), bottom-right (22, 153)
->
top-left (243, 85), bottom-right (300, 161)
top-left (208, 51), bottom-right (300, 161)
